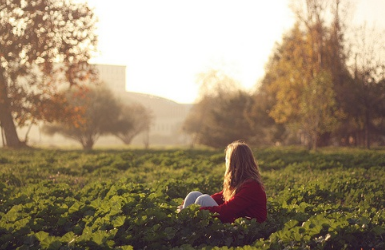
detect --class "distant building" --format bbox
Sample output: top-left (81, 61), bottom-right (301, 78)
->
top-left (94, 64), bottom-right (126, 92)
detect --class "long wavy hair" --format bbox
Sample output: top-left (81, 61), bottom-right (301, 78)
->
top-left (223, 140), bottom-right (264, 201)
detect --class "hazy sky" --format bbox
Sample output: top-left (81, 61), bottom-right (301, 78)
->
top-left (88, 0), bottom-right (385, 104)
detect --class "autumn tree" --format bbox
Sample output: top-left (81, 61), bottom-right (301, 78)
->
top-left (255, 0), bottom-right (347, 149)
top-left (299, 70), bottom-right (341, 149)
top-left (0, 0), bottom-right (97, 148)
top-left (42, 86), bottom-right (127, 150)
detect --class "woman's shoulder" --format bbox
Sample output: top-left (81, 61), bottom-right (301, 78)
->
top-left (241, 179), bottom-right (264, 190)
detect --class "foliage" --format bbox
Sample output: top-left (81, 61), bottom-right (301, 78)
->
top-left (42, 86), bottom-right (128, 150)
top-left (246, 0), bottom-right (384, 149)
top-left (246, 76), bottom-right (288, 146)
top-left (0, 0), bottom-right (98, 148)
top-left (342, 24), bottom-right (385, 148)
top-left (112, 103), bottom-right (153, 145)
top-left (264, 23), bottom-right (309, 125)
top-left (185, 91), bottom-right (254, 148)
top-left (260, 16), bottom-right (345, 151)
top-left (0, 147), bottom-right (385, 249)
top-left (183, 69), bottom-right (254, 148)
top-left (299, 70), bottom-right (342, 149)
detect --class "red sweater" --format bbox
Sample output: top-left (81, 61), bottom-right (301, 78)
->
top-left (200, 180), bottom-right (267, 223)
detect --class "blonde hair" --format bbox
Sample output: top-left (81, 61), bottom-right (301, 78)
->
top-left (223, 140), bottom-right (263, 201)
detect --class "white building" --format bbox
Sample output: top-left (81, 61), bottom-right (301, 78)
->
top-left (94, 64), bottom-right (126, 92)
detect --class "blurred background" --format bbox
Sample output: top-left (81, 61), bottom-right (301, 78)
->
top-left (1, 0), bottom-right (384, 149)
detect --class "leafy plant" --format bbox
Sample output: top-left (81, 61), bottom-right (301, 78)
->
top-left (0, 147), bottom-right (384, 249)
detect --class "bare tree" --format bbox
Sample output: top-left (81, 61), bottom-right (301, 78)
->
top-left (347, 24), bottom-right (385, 148)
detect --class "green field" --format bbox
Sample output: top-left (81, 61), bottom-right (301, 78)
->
top-left (1, 147), bottom-right (384, 249)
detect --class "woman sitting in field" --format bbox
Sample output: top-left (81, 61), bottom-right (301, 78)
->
top-left (180, 140), bottom-right (267, 223)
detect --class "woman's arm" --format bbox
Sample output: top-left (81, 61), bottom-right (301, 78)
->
top-left (211, 191), bottom-right (224, 205)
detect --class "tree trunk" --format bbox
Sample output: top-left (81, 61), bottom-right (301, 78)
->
top-left (311, 132), bottom-right (318, 151)
top-left (82, 138), bottom-right (94, 150)
top-left (365, 111), bottom-right (371, 149)
top-left (143, 129), bottom-right (150, 149)
top-left (0, 70), bottom-right (23, 148)
top-left (1, 126), bottom-right (5, 146)
top-left (0, 110), bottom-right (22, 147)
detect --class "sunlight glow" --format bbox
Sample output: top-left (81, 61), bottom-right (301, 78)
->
top-left (88, 0), bottom-right (385, 104)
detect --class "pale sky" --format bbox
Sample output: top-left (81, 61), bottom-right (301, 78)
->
top-left (88, 0), bottom-right (385, 104)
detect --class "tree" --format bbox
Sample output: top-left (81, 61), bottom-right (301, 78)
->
top-left (256, 1), bottom-right (348, 149)
top-left (246, 82), bottom-right (287, 146)
top-left (346, 24), bottom-right (385, 148)
top-left (183, 69), bottom-right (239, 147)
top-left (0, 0), bottom-right (97, 148)
top-left (112, 103), bottom-right (153, 145)
top-left (42, 86), bottom-right (126, 150)
top-left (184, 91), bottom-right (254, 149)
top-left (265, 24), bottom-right (310, 124)
top-left (183, 96), bottom-right (215, 147)
top-left (183, 69), bottom-right (253, 148)
top-left (207, 91), bottom-right (254, 148)
top-left (298, 70), bottom-right (340, 149)
top-left (195, 69), bottom-right (240, 99)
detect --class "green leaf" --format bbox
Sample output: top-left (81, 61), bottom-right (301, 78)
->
top-left (90, 198), bottom-right (103, 209)
top-left (4, 208), bottom-right (18, 222)
top-left (164, 227), bottom-right (176, 240)
top-left (112, 216), bottom-right (126, 228)
top-left (372, 225), bottom-right (385, 235)
top-left (34, 231), bottom-right (49, 242)
top-left (38, 234), bottom-right (59, 249)
top-left (60, 231), bottom-right (75, 243)
top-left (92, 230), bottom-right (107, 245)
top-left (68, 201), bottom-right (81, 214)
top-left (283, 219), bottom-right (299, 230)
top-left (118, 245), bottom-right (134, 250)
top-left (57, 217), bottom-right (67, 226)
